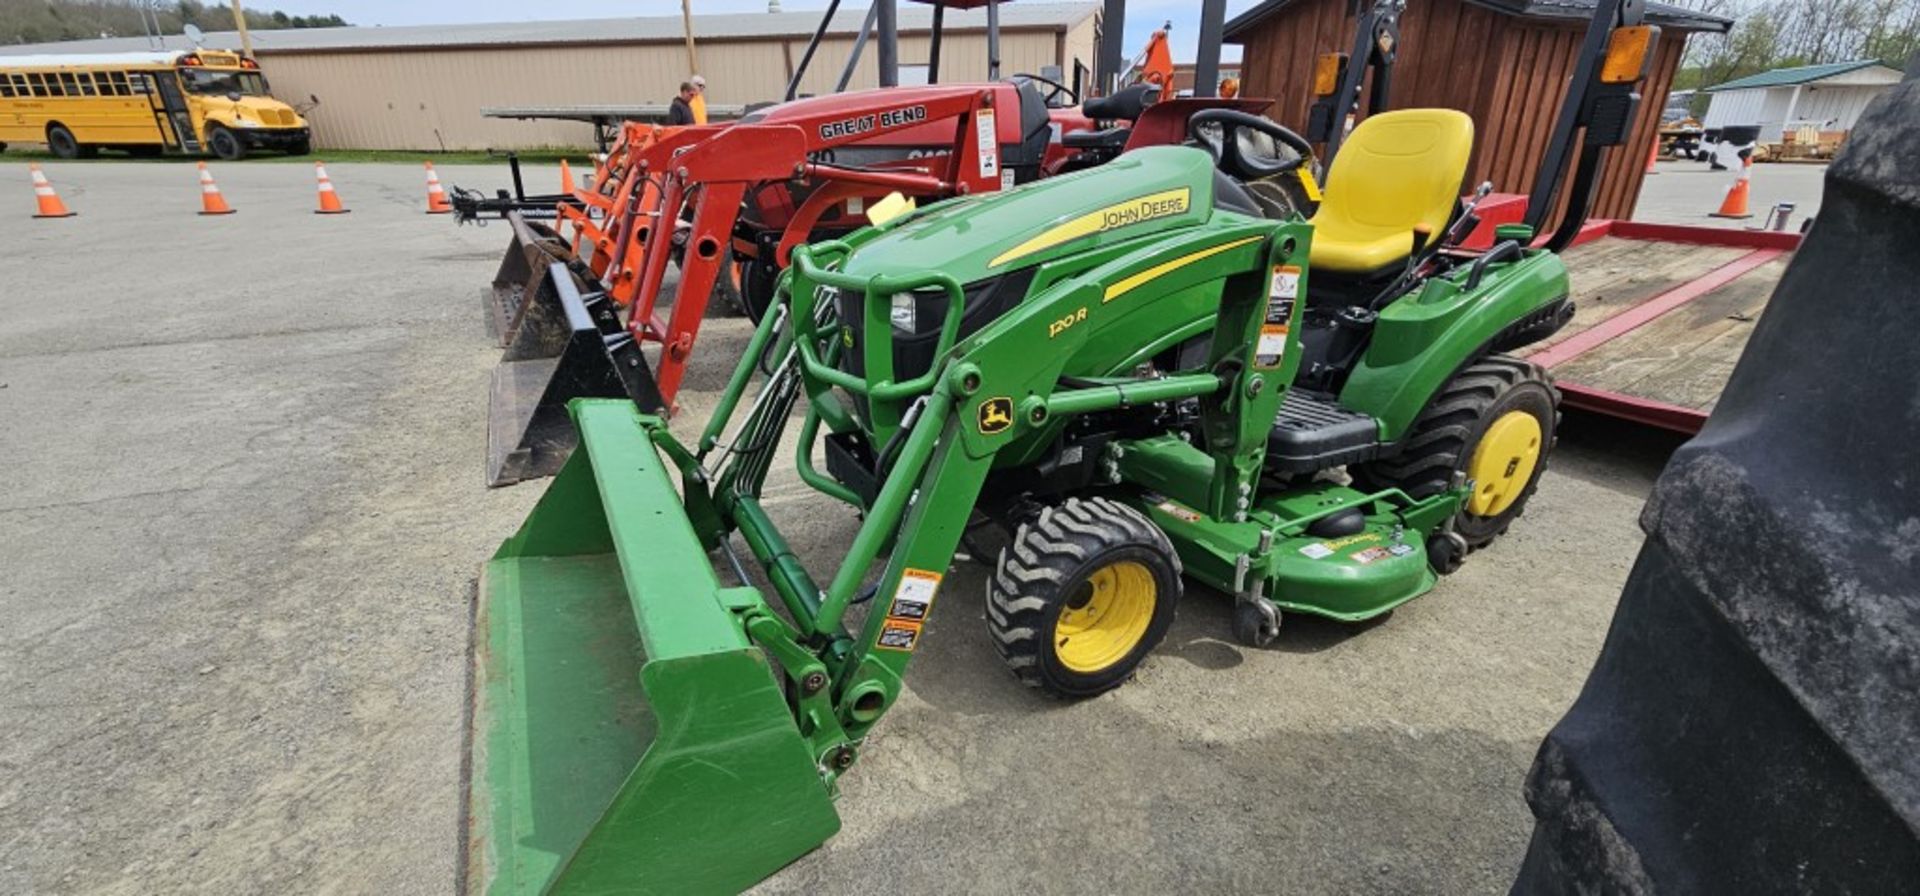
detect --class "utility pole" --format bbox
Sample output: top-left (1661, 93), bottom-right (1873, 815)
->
top-left (230, 0), bottom-right (254, 59)
top-left (680, 0), bottom-right (700, 74)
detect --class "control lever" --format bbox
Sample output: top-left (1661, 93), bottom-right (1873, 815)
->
top-left (1369, 181), bottom-right (1495, 310)
top-left (1443, 181), bottom-right (1496, 246)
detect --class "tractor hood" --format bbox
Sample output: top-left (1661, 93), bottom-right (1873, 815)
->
top-left (839, 146), bottom-right (1221, 286)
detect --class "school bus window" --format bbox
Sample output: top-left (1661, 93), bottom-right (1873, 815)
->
top-left (106, 71), bottom-right (131, 96)
top-left (0, 79), bottom-right (12, 98)
top-left (180, 69), bottom-right (268, 97)
top-left (57, 72), bottom-right (80, 95)
top-left (128, 72), bottom-right (152, 95)
top-left (76, 72), bottom-right (99, 96)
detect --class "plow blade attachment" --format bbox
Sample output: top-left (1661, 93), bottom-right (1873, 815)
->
top-left (487, 264), bottom-right (664, 487)
top-left (486, 212), bottom-right (585, 346)
top-left (469, 400), bottom-right (840, 894)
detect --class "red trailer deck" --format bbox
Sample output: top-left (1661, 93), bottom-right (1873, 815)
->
top-left (1520, 219), bottom-right (1802, 434)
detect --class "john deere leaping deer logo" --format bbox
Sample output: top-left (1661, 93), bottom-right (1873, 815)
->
top-left (978, 397), bottom-right (1014, 434)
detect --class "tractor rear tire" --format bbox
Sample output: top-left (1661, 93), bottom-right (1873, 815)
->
top-left (988, 497), bottom-right (1182, 697)
top-left (1358, 355), bottom-right (1559, 551)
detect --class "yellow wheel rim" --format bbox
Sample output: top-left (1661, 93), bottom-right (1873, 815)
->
top-left (1466, 409), bottom-right (1543, 517)
top-left (1054, 560), bottom-right (1158, 673)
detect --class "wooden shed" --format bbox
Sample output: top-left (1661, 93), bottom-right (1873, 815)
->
top-left (1224, 0), bottom-right (1731, 221)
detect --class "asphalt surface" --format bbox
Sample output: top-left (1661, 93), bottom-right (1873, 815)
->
top-left (1634, 158), bottom-right (1826, 229)
top-left (0, 158), bottom-right (1678, 895)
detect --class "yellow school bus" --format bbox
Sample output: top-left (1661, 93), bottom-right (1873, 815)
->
top-left (0, 50), bottom-right (309, 160)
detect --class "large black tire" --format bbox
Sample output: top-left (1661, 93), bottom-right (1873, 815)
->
top-left (46, 124), bottom-right (89, 159)
top-left (1358, 355), bottom-right (1560, 549)
top-left (988, 496), bottom-right (1182, 697)
top-left (0, 142), bottom-right (8, 153)
top-left (207, 126), bottom-right (246, 161)
top-left (737, 255), bottom-right (779, 322)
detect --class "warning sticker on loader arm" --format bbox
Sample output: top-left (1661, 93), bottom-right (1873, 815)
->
top-left (1257, 265), bottom-right (1301, 369)
top-left (878, 568), bottom-right (943, 651)
top-left (976, 108), bottom-right (999, 181)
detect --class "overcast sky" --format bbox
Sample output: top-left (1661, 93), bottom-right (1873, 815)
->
top-left (252, 1), bottom-right (1254, 63)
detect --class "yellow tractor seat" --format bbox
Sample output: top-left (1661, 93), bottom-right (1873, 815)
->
top-left (1308, 109), bottom-right (1475, 276)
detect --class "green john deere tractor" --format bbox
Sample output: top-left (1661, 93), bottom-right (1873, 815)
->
top-left (466, 2), bottom-right (1656, 890)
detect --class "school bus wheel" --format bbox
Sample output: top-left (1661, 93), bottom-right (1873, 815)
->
top-left (207, 125), bottom-right (246, 161)
top-left (45, 124), bottom-right (91, 160)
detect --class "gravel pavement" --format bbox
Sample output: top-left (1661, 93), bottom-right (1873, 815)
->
top-left (0, 158), bottom-right (1671, 895)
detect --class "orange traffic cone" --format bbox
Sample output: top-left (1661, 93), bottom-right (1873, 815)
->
top-left (313, 161), bottom-right (350, 215)
top-left (559, 158), bottom-right (575, 195)
top-left (1645, 138), bottom-right (1660, 175)
top-left (1710, 156), bottom-right (1754, 219)
top-left (424, 161), bottom-right (452, 214)
top-left (28, 164), bottom-right (76, 218)
top-left (196, 162), bottom-right (236, 215)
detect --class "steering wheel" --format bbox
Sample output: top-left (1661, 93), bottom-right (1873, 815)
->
top-left (1011, 73), bottom-right (1077, 109)
top-left (1186, 108), bottom-right (1315, 181)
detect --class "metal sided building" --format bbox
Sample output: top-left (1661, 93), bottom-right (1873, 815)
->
top-left (1701, 61), bottom-right (1904, 149)
top-left (3, 3), bottom-right (1099, 151)
top-left (1224, 0), bottom-right (1732, 221)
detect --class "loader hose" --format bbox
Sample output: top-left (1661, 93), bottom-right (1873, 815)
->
top-left (872, 396), bottom-right (929, 483)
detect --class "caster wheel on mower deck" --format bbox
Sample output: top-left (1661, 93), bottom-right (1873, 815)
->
top-left (1358, 355), bottom-right (1560, 551)
top-left (988, 497), bottom-right (1182, 697)
top-left (1232, 598), bottom-right (1282, 648)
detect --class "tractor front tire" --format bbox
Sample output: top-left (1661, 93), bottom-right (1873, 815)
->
top-left (1359, 355), bottom-right (1559, 550)
top-left (988, 497), bottom-right (1182, 697)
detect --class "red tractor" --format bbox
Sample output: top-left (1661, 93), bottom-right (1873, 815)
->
top-left (483, 5), bottom-right (1279, 487)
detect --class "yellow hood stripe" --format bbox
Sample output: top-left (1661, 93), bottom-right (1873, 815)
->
top-left (1103, 236), bottom-right (1264, 303)
top-left (988, 187), bottom-right (1192, 268)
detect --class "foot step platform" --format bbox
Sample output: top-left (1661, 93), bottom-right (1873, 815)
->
top-left (1267, 391), bottom-right (1382, 474)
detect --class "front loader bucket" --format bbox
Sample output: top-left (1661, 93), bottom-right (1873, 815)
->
top-left (487, 212), bottom-right (583, 346)
top-left (487, 263), bottom-right (664, 487)
top-left (468, 400), bottom-right (840, 894)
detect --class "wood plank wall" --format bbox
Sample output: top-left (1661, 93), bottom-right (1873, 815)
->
top-left (1234, 0), bottom-right (1687, 221)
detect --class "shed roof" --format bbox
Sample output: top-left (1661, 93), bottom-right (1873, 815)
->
top-left (1224, 0), bottom-right (1731, 39)
top-left (0, 3), bottom-right (1098, 56)
top-left (1703, 60), bottom-right (1897, 92)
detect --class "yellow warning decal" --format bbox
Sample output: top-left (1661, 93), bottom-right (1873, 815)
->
top-left (1103, 236), bottom-right (1264, 303)
top-left (877, 620), bottom-right (924, 651)
top-left (886, 568), bottom-right (943, 622)
top-left (990, 188), bottom-right (1192, 268)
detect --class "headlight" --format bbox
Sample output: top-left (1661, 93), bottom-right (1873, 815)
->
top-left (232, 118), bottom-right (260, 128)
top-left (889, 292), bottom-right (917, 333)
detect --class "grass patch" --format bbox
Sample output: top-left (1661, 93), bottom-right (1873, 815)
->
top-left (0, 146), bottom-right (594, 165)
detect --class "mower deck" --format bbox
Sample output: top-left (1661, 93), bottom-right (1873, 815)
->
top-left (1522, 221), bottom-right (1800, 433)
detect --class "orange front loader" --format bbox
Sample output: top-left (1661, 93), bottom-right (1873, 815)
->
top-left (486, 82), bottom-right (1058, 486)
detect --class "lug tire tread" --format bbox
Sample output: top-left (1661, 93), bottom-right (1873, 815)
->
top-left (1357, 355), bottom-right (1560, 551)
top-left (988, 496), bottom-right (1181, 696)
